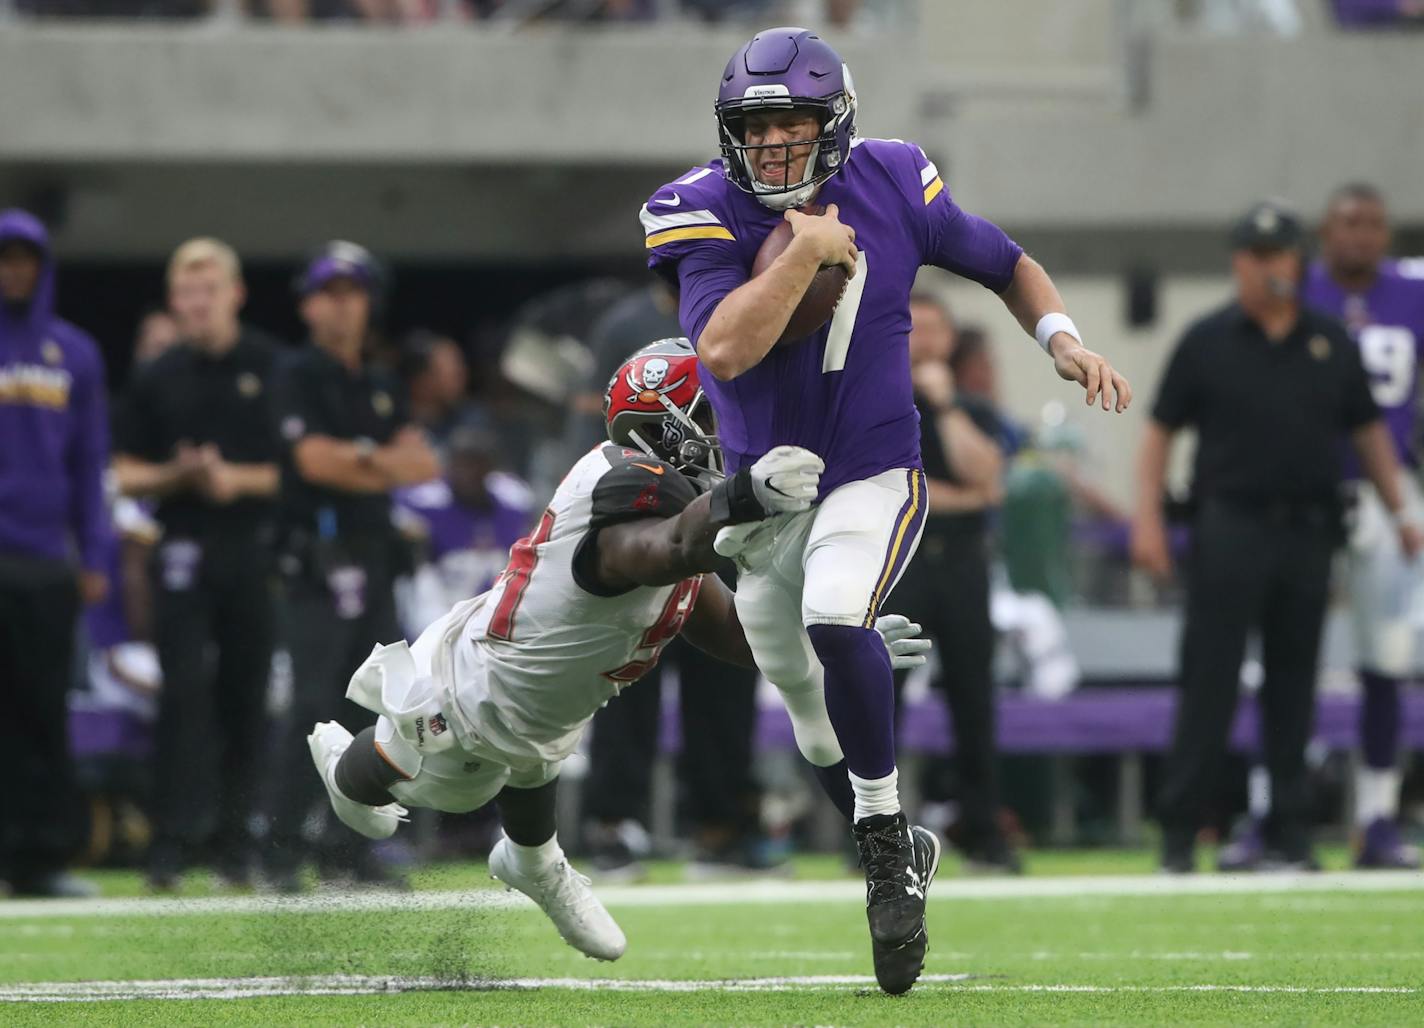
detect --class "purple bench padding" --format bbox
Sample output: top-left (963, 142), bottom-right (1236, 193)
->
top-left (661, 687), bottom-right (1424, 755)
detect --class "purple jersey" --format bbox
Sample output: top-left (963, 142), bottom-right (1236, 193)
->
top-left (643, 139), bottom-right (1023, 496)
top-left (395, 473), bottom-right (533, 599)
top-left (1304, 258), bottom-right (1424, 473)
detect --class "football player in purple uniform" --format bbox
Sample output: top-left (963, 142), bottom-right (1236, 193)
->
top-left (641, 27), bottom-right (1132, 993)
top-left (1306, 184), bottom-right (1424, 869)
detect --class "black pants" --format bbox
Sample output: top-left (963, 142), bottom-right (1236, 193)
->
top-left (0, 566), bottom-right (83, 883)
top-left (266, 547), bottom-right (400, 873)
top-left (584, 637), bottom-right (760, 836)
top-left (891, 524), bottom-right (1002, 848)
top-left (1158, 502), bottom-right (1336, 859)
top-left (148, 536), bottom-right (275, 874)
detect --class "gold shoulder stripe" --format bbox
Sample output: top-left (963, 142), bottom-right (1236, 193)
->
top-left (645, 226), bottom-right (736, 248)
top-left (923, 177), bottom-right (945, 205)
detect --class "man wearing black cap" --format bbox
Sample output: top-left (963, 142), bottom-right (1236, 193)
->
top-left (1132, 201), bottom-right (1423, 872)
top-left (266, 242), bottom-right (439, 890)
top-left (114, 237), bottom-right (283, 891)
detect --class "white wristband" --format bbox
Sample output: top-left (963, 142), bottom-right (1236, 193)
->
top-left (1035, 312), bottom-right (1080, 355)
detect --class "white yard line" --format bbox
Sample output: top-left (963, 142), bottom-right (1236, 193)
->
top-left (0, 974), bottom-right (1417, 1003)
top-left (1, 871), bottom-right (1421, 921)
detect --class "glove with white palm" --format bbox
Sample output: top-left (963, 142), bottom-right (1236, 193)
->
top-left (710, 445), bottom-right (825, 523)
top-left (714, 520), bottom-right (781, 573)
top-left (874, 614), bottom-right (932, 670)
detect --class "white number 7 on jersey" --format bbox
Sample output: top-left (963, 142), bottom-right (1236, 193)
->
top-left (823, 250), bottom-right (868, 374)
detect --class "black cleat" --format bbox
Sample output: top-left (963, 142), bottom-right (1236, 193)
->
top-left (961, 837), bottom-right (1024, 876)
top-left (9, 871), bottom-right (99, 899)
top-left (853, 813), bottom-right (941, 995)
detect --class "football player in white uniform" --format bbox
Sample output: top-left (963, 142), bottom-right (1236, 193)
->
top-left (306, 338), bottom-right (930, 962)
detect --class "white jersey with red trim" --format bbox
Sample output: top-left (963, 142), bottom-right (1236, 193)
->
top-left (442, 444), bottom-right (702, 767)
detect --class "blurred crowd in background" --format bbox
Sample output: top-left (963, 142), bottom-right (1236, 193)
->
top-left (5, 0), bottom-right (899, 29)
top-left (5, 0), bottom-right (1423, 29)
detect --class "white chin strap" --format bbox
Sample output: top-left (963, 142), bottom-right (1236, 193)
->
top-left (750, 139), bottom-right (822, 211)
top-left (754, 182), bottom-right (819, 212)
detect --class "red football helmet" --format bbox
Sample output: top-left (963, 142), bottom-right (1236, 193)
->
top-left (603, 337), bottom-right (722, 485)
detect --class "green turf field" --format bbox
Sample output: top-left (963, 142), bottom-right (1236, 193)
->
top-left (2, 852), bottom-right (1421, 1026)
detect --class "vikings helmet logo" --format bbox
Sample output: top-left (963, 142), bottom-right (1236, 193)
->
top-left (628, 356), bottom-right (688, 405)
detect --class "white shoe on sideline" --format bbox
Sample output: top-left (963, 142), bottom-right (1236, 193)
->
top-left (307, 721), bottom-right (409, 840)
top-left (489, 837), bottom-right (627, 961)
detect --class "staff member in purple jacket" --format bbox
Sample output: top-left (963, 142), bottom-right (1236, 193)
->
top-left (0, 208), bottom-right (111, 899)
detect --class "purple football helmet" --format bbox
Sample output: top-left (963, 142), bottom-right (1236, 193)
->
top-left (715, 26), bottom-right (858, 211)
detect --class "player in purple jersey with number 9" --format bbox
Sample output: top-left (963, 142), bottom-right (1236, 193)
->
top-left (641, 27), bottom-right (1132, 994)
top-left (1304, 184), bottom-right (1424, 869)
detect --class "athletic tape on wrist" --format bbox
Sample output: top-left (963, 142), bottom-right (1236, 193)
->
top-left (709, 468), bottom-right (765, 524)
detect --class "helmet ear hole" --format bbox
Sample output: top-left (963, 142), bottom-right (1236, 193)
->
top-left (691, 399), bottom-right (716, 436)
top-left (629, 422), bottom-right (661, 456)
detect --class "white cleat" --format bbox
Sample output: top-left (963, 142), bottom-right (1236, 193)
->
top-left (307, 721), bottom-right (409, 841)
top-left (488, 837), bottom-right (627, 961)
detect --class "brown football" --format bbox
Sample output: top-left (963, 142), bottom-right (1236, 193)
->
top-left (751, 205), bottom-right (851, 345)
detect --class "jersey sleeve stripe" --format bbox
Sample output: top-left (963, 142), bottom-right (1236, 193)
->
top-left (645, 226), bottom-right (737, 248)
top-left (919, 161), bottom-right (940, 187)
top-left (639, 207), bottom-right (727, 234)
top-left (923, 176), bottom-right (945, 205)
top-left (675, 167), bottom-right (717, 187)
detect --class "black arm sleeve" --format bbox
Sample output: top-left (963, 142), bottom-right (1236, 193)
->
top-left (1151, 327), bottom-right (1204, 429)
top-left (1337, 323), bottom-right (1382, 430)
top-left (245, 338), bottom-right (286, 464)
top-left (269, 355), bottom-right (327, 452)
top-left (587, 455), bottom-right (699, 529)
top-left (113, 366), bottom-right (165, 461)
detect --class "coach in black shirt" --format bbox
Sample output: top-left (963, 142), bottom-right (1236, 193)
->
top-left (115, 238), bottom-right (282, 890)
top-left (1132, 201), bottom-right (1421, 872)
top-left (265, 242), bottom-right (438, 891)
top-left (893, 294), bottom-right (1018, 871)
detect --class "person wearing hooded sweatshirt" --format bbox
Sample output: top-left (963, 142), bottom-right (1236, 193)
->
top-left (0, 207), bottom-right (111, 899)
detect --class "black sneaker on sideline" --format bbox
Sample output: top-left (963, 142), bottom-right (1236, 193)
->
top-left (853, 813), bottom-right (941, 995)
top-left (1161, 826), bottom-right (1195, 874)
top-left (263, 868), bottom-right (306, 895)
top-left (961, 837), bottom-right (1023, 876)
top-left (9, 871), bottom-right (99, 899)
top-left (584, 820), bottom-right (650, 884)
top-left (1257, 849), bottom-right (1321, 872)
